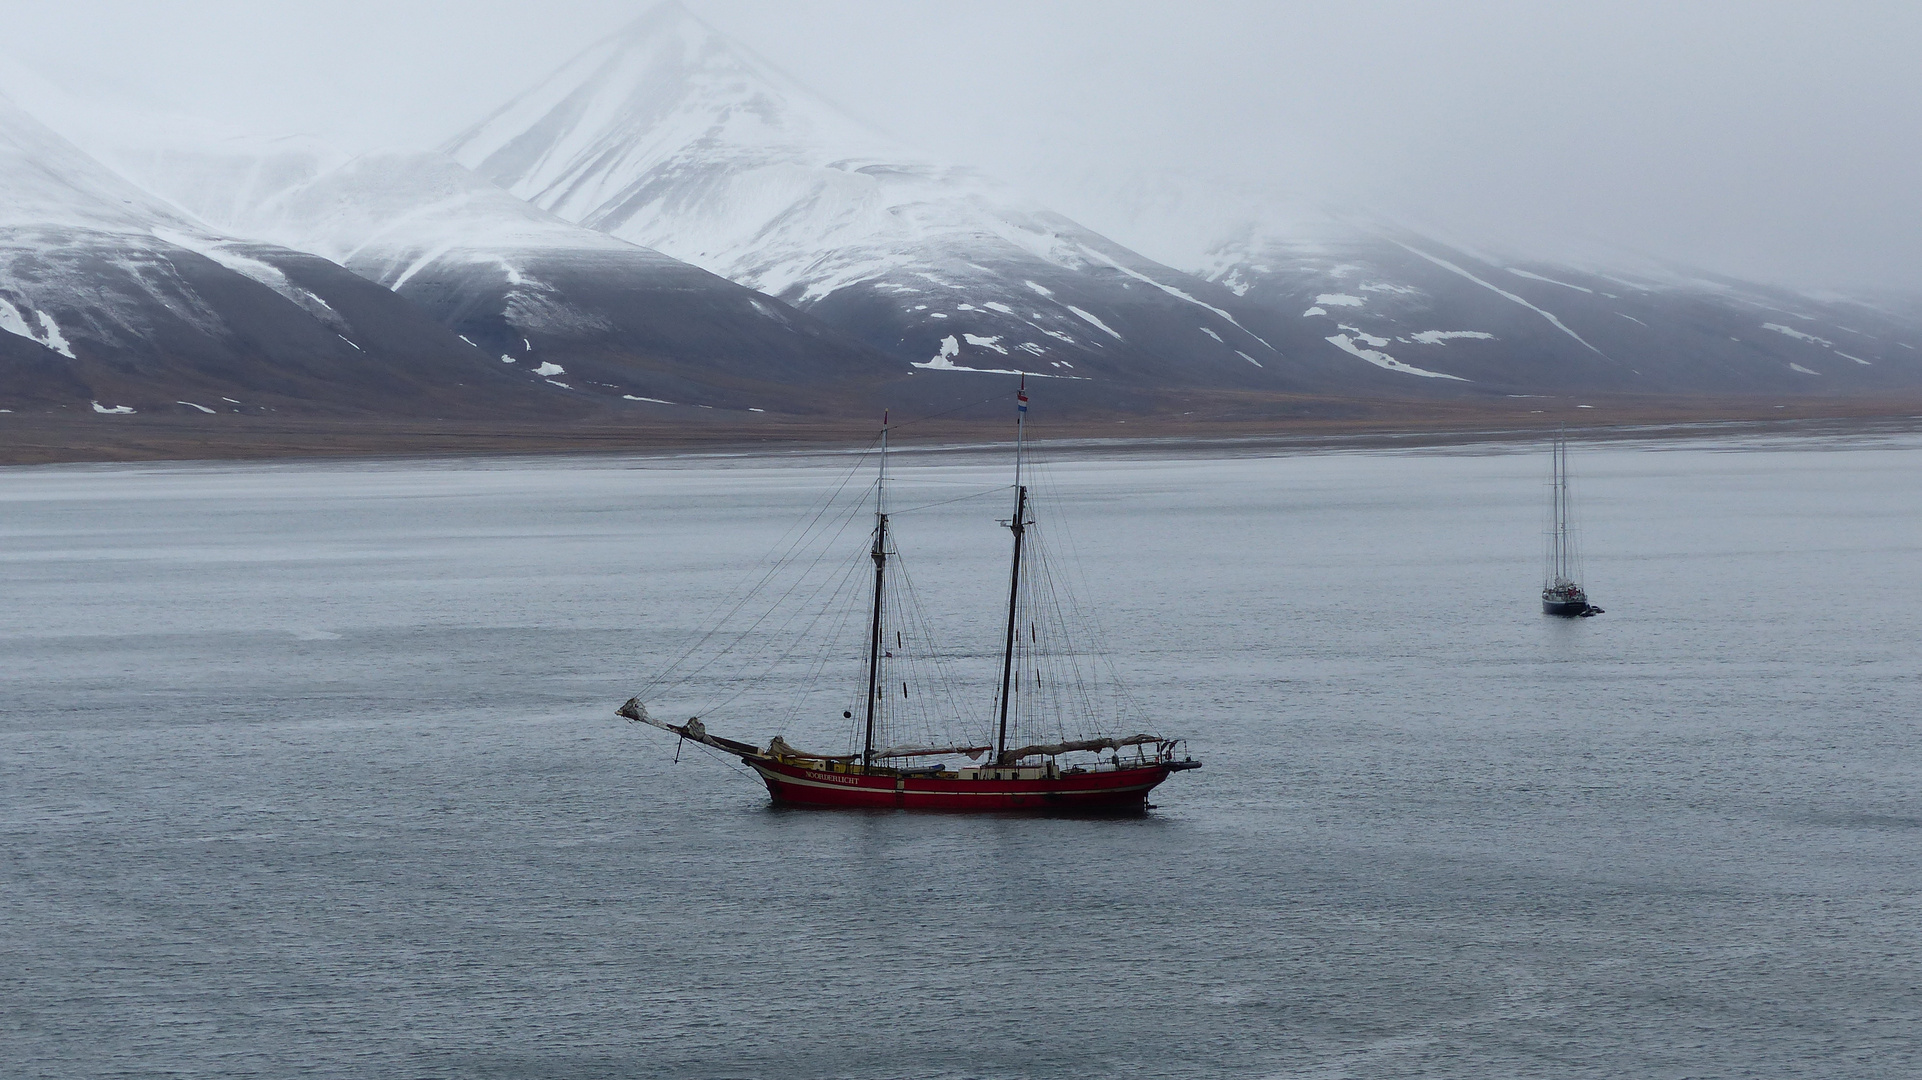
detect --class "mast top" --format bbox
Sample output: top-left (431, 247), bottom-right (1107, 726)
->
top-left (877, 408), bottom-right (890, 512)
top-left (1014, 375), bottom-right (1028, 491)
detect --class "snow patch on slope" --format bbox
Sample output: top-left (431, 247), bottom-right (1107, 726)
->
top-left (1326, 334), bottom-right (1467, 380)
top-left (1762, 322), bottom-right (1834, 347)
top-left (1065, 305), bottom-right (1122, 340)
top-left (1075, 243), bottom-right (1273, 350)
top-left (0, 298), bottom-right (76, 357)
top-left (1506, 268), bottom-right (1594, 294)
top-left (1391, 241), bottom-right (1606, 357)
top-left (33, 311), bottom-right (74, 356)
top-left (1337, 325), bottom-right (1390, 347)
top-left (1409, 330), bottom-right (1495, 345)
top-left (152, 228), bottom-right (344, 327)
top-left (914, 334), bottom-right (1029, 375)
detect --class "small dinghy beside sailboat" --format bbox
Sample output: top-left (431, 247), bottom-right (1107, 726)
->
top-left (620, 380), bottom-right (1199, 812)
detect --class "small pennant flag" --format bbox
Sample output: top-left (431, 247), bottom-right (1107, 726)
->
top-left (1017, 376), bottom-right (1028, 414)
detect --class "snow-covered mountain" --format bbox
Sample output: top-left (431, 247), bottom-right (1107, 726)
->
top-left (1178, 216), bottom-right (1922, 393)
top-left (95, 135), bottom-right (902, 412)
top-left (6, 6), bottom-right (1921, 426)
top-left (1039, 167), bottom-right (1922, 393)
top-left (0, 91), bottom-right (584, 417)
top-left (443, 1), bottom-right (1922, 400)
top-left (444, 1), bottom-right (1358, 393)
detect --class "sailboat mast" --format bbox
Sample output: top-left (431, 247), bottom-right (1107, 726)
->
top-left (863, 415), bottom-right (889, 769)
top-left (995, 380), bottom-right (1029, 762)
top-left (1553, 426), bottom-right (1569, 582)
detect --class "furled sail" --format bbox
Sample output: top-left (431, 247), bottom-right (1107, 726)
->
top-left (997, 733), bottom-right (1163, 765)
top-left (767, 735), bottom-right (857, 761)
top-left (874, 744), bottom-right (991, 760)
top-left (618, 698), bottom-right (762, 756)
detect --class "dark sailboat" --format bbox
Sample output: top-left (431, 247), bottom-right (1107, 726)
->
top-left (621, 379), bottom-right (1199, 811)
top-left (1543, 426), bottom-right (1603, 617)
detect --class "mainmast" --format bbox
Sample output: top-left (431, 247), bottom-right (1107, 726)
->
top-left (863, 414), bottom-right (890, 769)
top-left (1552, 425), bottom-right (1569, 583)
top-left (995, 380), bottom-right (1030, 763)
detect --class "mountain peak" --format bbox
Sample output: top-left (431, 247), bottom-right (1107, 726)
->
top-left (445, 0), bottom-right (901, 229)
top-left (438, 7), bottom-right (1317, 388)
top-left (607, 0), bottom-right (707, 41)
top-left (585, 0), bottom-right (735, 77)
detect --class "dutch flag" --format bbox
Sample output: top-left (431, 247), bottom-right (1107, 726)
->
top-left (1016, 377), bottom-right (1028, 414)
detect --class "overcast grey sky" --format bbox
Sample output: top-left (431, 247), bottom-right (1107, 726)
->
top-left (4, 0), bottom-right (1917, 295)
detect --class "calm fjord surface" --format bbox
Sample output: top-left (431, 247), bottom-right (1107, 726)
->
top-left (4, 437), bottom-right (1920, 1078)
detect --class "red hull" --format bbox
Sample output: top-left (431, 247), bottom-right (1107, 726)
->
top-left (747, 757), bottom-right (1177, 812)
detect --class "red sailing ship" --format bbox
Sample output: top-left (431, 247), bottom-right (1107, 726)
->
top-left (620, 380), bottom-right (1199, 812)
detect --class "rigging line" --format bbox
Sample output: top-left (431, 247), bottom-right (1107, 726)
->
top-left (890, 486), bottom-right (1012, 515)
top-left (773, 554), bottom-right (872, 750)
top-left (687, 737), bottom-right (761, 782)
top-left (685, 506), bottom-right (872, 711)
top-left (897, 561), bottom-right (972, 730)
top-left (1038, 525), bottom-right (1111, 720)
top-left (877, 553), bottom-right (964, 752)
top-left (1033, 537), bottom-right (1088, 739)
top-left (796, 573), bottom-right (870, 740)
top-left (1020, 492), bottom-right (1139, 737)
top-left (702, 542), bottom-right (873, 720)
top-left (902, 564), bottom-right (972, 728)
top-left (892, 558), bottom-right (977, 745)
top-left (659, 445), bottom-right (867, 654)
top-left (729, 513), bottom-right (876, 668)
top-left (882, 476), bottom-right (1017, 486)
top-left (636, 433), bottom-right (881, 698)
top-left (1025, 456), bottom-right (1147, 725)
top-left (668, 431), bottom-right (877, 619)
top-left (722, 541), bottom-right (872, 711)
top-left (1043, 537), bottom-right (1107, 737)
top-left (649, 508), bottom-right (867, 712)
top-left (649, 480), bottom-right (875, 703)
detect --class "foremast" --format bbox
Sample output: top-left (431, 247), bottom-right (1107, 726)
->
top-left (862, 414), bottom-right (890, 770)
top-left (995, 379), bottom-right (1030, 763)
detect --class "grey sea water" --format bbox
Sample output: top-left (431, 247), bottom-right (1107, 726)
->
top-left (4, 433), bottom-right (1921, 1079)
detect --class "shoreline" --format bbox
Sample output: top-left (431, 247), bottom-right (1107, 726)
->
top-left (4, 395), bottom-right (1922, 468)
